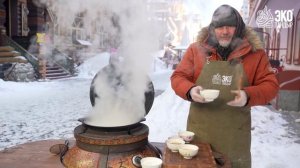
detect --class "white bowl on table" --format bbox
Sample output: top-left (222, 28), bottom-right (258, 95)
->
top-left (178, 144), bottom-right (199, 159)
top-left (140, 157), bottom-right (162, 168)
top-left (178, 131), bottom-right (195, 143)
top-left (166, 137), bottom-right (185, 152)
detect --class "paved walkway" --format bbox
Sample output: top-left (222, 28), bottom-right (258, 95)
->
top-left (268, 106), bottom-right (300, 143)
top-left (281, 110), bottom-right (300, 143)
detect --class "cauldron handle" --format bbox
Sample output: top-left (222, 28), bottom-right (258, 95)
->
top-left (78, 118), bottom-right (85, 123)
top-left (147, 142), bottom-right (162, 158)
top-left (60, 140), bottom-right (70, 166)
top-left (132, 155), bottom-right (142, 167)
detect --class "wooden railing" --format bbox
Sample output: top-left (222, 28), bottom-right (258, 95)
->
top-left (1, 34), bottom-right (40, 76)
top-left (52, 48), bottom-right (75, 75)
top-left (276, 70), bottom-right (300, 90)
top-left (46, 8), bottom-right (55, 23)
top-left (1, 34), bottom-right (75, 77)
top-left (274, 70), bottom-right (300, 111)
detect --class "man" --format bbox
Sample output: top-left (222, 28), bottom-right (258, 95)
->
top-left (171, 4), bottom-right (279, 168)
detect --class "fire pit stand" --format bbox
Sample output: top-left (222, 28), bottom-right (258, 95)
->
top-left (62, 123), bottom-right (161, 167)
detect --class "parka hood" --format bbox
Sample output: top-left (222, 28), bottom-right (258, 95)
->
top-left (196, 27), bottom-right (264, 52)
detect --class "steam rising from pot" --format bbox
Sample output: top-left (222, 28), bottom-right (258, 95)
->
top-left (38, 0), bottom-right (160, 126)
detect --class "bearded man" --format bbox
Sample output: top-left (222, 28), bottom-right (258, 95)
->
top-left (171, 4), bottom-right (279, 168)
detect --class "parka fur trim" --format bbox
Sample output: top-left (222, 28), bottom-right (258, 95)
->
top-left (196, 27), bottom-right (264, 52)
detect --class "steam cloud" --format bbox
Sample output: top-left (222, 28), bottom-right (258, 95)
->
top-left (37, 0), bottom-right (160, 126)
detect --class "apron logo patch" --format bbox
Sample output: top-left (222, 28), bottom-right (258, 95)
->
top-left (212, 73), bottom-right (222, 85)
top-left (222, 75), bottom-right (233, 85)
top-left (212, 73), bottom-right (233, 86)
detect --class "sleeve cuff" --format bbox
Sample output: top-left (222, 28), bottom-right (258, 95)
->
top-left (186, 86), bottom-right (196, 102)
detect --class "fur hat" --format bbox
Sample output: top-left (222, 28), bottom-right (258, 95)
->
top-left (210, 5), bottom-right (238, 28)
top-left (207, 5), bottom-right (246, 48)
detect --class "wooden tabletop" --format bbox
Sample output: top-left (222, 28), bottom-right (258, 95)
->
top-left (0, 140), bottom-right (66, 168)
top-left (162, 142), bottom-right (217, 168)
top-left (0, 140), bottom-right (230, 168)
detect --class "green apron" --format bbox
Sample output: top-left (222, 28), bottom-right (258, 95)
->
top-left (187, 60), bottom-right (251, 168)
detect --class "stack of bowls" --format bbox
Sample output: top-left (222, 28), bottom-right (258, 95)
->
top-left (166, 131), bottom-right (199, 159)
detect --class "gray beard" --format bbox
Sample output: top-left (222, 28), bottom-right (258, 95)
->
top-left (218, 40), bottom-right (231, 47)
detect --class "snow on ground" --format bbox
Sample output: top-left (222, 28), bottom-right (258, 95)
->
top-left (76, 52), bottom-right (110, 78)
top-left (0, 78), bottom-right (91, 146)
top-left (0, 53), bottom-right (300, 168)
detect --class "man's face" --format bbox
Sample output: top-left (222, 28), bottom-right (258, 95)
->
top-left (214, 26), bottom-right (236, 47)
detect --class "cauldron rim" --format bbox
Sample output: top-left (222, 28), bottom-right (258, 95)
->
top-left (78, 117), bottom-right (146, 131)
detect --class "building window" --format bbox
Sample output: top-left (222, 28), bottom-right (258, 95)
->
top-left (293, 9), bottom-right (300, 65)
top-left (286, 17), bottom-right (295, 64)
top-left (21, 3), bottom-right (29, 36)
top-left (270, 29), bottom-right (276, 60)
top-left (275, 29), bottom-right (280, 60)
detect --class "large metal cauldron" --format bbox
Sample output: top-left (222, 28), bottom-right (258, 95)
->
top-left (62, 64), bottom-right (160, 167)
top-left (86, 64), bottom-right (155, 127)
top-left (90, 64), bottom-right (155, 115)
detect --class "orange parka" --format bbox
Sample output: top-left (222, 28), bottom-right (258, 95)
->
top-left (171, 27), bottom-right (279, 106)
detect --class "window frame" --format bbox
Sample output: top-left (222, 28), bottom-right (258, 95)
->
top-left (286, 16), bottom-right (295, 64)
top-left (293, 9), bottom-right (300, 65)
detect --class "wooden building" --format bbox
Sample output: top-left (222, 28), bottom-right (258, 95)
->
top-left (0, 0), bottom-right (76, 80)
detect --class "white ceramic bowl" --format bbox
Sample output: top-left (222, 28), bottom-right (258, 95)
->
top-left (200, 89), bottom-right (220, 102)
top-left (166, 137), bottom-right (185, 152)
top-left (141, 157), bottom-right (162, 168)
top-left (178, 144), bottom-right (199, 159)
top-left (178, 131), bottom-right (195, 143)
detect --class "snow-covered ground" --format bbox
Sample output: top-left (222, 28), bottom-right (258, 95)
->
top-left (0, 53), bottom-right (300, 168)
